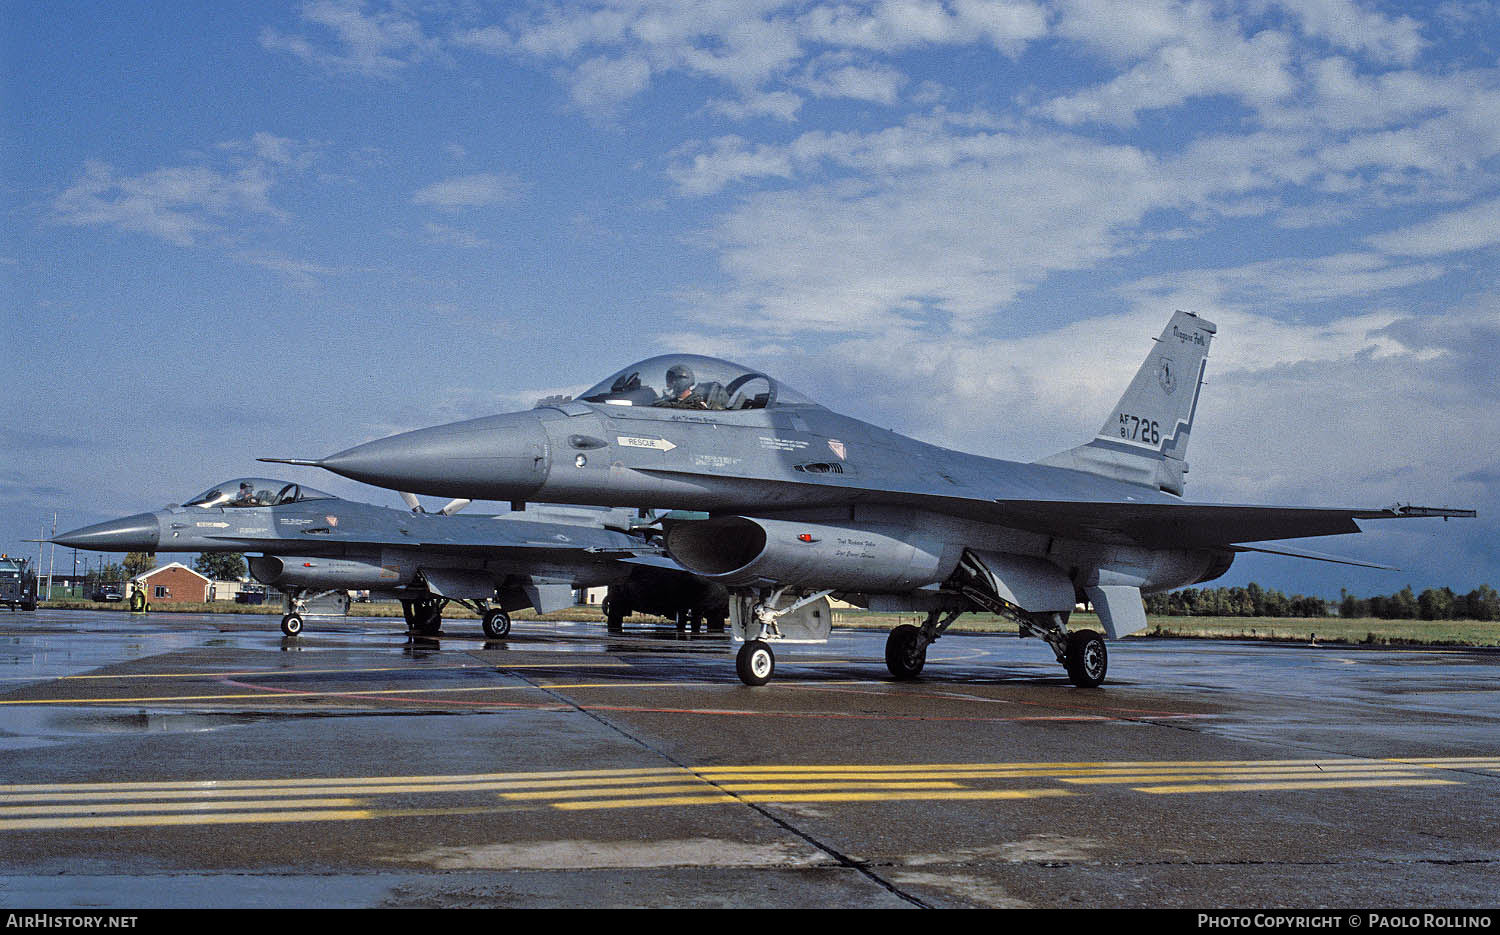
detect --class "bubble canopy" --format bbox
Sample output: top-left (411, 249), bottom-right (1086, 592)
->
top-left (577, 354), bottom-right (815, 410)
top-left (183, 478), bottom-right (335, 509)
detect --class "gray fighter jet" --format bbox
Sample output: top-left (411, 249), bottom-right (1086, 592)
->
top-left (266, 312), bottom-right (1474, 684)
top-left (53, 477), bottom-right (673, 637)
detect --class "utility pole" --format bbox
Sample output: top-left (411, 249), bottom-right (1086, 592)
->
top-left (46, 513), bottom-right (57, 602)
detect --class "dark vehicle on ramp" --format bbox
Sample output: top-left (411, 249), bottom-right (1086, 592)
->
top-left (1, 555), bottom-right (36, 611)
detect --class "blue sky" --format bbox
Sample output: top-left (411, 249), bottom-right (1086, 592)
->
top-left (3, 0), bottom-right (1496, 598)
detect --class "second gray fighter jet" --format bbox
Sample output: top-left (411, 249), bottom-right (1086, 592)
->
top-left (54, 477), bottom-right (680, 637)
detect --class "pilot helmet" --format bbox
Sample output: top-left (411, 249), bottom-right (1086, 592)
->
top-left (666, 364), bottom-right (695, 396)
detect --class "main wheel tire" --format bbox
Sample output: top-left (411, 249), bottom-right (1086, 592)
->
top-left (603, 597), bottom-right (625, 633)
top-left (406, 598), bottom-right (443, 635)
top-left (280, 613), bottom-right (304, 637)
top-left (736, 640), bottom-right (775, 686)
top-left (885, 624), bottom-right (927, 680)
top-left (482, 609), bottom-right (511, 638)
top-left (1064, 629), bottom-right (1108, 687)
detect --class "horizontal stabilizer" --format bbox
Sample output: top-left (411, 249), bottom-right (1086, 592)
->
top-left (989, 499), bottom-right (1472, 550)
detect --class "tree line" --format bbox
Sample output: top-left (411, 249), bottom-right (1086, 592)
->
top-left (1143, 583), bottom-right (1500, 621)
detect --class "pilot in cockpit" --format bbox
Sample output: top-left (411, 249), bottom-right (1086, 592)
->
top-left (233, 482), bottom-right (258, 506)
top-left (654, 364), bottom-right (728, 410)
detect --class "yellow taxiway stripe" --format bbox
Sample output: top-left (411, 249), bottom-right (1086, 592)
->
top-left (501, 781), bottom-right (965, 801)
top-left (0, 685), bottom-right (583, 705)
top-left (0, 757), bottom-right (1490, 828)
top-left (0, 809), bottom-right (377, 832)
top-left (1134, 778), bottom-right (1459, 794)
top-left (0, 767), bottom-right (683, 796)
top-left (551, 788), bottom-right (1075, 810)
top-left (0, 797), bottom-right (365, 817)
top-left (0, 662), bottom-right (633, 684)
top-left (1056, 769), bottom-right (1439, 784)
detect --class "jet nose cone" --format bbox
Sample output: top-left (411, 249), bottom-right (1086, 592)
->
top-left (317, 411), bottom-right (551, 500)
top-left (53, 512), bottom-right (162, 552)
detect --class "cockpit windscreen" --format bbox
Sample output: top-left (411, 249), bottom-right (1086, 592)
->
top-left (577, 355), bottom-right (814, 410)
top-left (184, 478), bottom-right (334, 509)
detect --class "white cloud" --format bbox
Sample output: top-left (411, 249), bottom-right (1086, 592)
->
top-left (1269, 0), bottom-right (1427, 65)
top-left (411, 172), bottom-right (522, 212)
top-left (1040, 22), bottom-right (1296, 127)
top-left (668, 136), bottom-right (795, 196)
top-left (567, 54), bottom-right (654, 116)
top-left (453, 1), bottom-right (1045, 119)
top-left (421, 222), bottom-right (492, 249)
top-left (796, 56), bottom-right (907, 105)
top-left (1365, 197), bottom-right (1500, 257)
top-left (260, 0), bottom-right (439, 77)
top-left (1122, 253), bottom-right (1450, 312)
top-left (692, 132), bottom-right (1171, 334)
top-left (797, 0), bottom-right (1047, 53)
top-left (49, 159), bottom-right (282, 247)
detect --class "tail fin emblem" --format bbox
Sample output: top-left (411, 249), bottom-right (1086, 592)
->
top-left (1158, 358), bottom-right (1177, 395)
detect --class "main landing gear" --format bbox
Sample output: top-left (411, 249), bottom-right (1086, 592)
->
top-left (1019, 612), bottom-right (1108, 687)
top-left (402, 596), bottom-right (446, 636)
top-left (481, 608), bottom-right (511, 638)
top-left (401, 595), bottom-right (513, 639)
top-left (881, 608), bottom-right (1108, 687)
top-left (883, 609), bottom-right (963, 680)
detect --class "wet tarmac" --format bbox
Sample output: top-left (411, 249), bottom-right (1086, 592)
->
top-left (0, 609), bottom-right (1496, 908)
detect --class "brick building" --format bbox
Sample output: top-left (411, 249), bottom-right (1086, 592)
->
top-left (130, 563), bottom-right (211, 605)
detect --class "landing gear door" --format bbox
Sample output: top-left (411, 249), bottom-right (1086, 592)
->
top-left (730, 593), bottom-right (834, 643)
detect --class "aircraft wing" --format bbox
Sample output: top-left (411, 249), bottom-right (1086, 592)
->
top-left (192, 525), bottom-right (658, 562)
top-left (983, 499), bottom-right (1474, 550)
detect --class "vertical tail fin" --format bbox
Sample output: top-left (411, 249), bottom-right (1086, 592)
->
top-left (1035, 310), bottom-right (1215, 496)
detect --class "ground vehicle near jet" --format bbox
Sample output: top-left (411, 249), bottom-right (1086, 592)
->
top-left (1, 555), bottom-right (36, 611)
top-left (602, 565), bottom-right (729, 633)
top-left (268, 312), bottom-right (1474, 684)
top-left (53, 478), bottom-right (676, 637)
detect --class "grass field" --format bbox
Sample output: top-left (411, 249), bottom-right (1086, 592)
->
top-left (31, 601), bottom-right (1500, 647)
top-left (827, 610), bottom-right (1500, 647)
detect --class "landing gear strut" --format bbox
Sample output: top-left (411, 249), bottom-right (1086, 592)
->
top-left (402, 596), bottom-right (446, 636)
top-left (732, 588), bottom-right (834, 686)
top-left (1019, 611), bottom-right (1107, 687)
top-left (883, 608), bottom-right (963, 680)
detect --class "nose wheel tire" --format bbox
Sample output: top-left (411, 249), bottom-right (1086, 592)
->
top-left (280, 613), bottom-right (304, 637)
top-left (482, 609), bottom-right (511, 638)
top-left (736, 640), bottom-right (775, 686)
top-left (1064, 629), bottom-right (1108, 687)
top-left (884, 624), bottom-right (927, 679)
